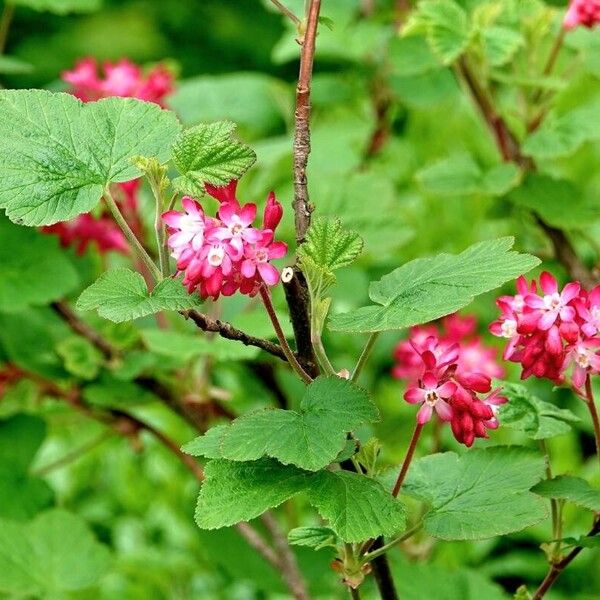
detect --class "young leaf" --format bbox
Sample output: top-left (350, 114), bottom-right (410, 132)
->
top-left (329, 238), bottom-right (540, 333)
top-left (0, 509), bottom-right (111, 596)
top-left (288, 527), bottom-right (338, 550)
top-left (403, 447), bottom-right (547, 540)
top-left (195, 458), bottom-right (406, 542)
top-left (0, 90), bottom-right (181, 226)
top-left (56, 336), bottom-right (103, 380)
top-left (498, 382), bottom-right (580, 440)
top-left (481, 26), bottom-right (524, 67)
top-left (183, 376), bottom-right (378, 471)
top-left (532, 476), bottom-right (600, 511)
top-left (76, 268), bottom-right (202, 322)
top-left (0, 217), bottom-right (79, 311)
top-left (172, 121), bottom-right (256, 196)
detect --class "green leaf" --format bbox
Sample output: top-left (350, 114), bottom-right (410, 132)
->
top-left (76, 268), bottom-right (202, 322)
top-left (0, 90), bottom-right (181, 226)
top-left (288, 527), bottom-right (338, 550)
top-left (417, 155), bottom-right (521, 196)
top-left (0, 509), bottom-right (111, 596)
top-left (507, 174), bottom-right (600, 229)
top-left (0, 414), bottom-right (53, 520)
top-left (56, 336), bottom-right (103, 380)
top-left (499, 382), bottom-right (580, 440)
top-left (0, 55), bottom-right (34, 75)
top-left (141, 329), bottom-right (259, 362)
top-left (0, 217), bottom-right (79, 312)
top-left (183, 376), bottom-right (378, 471)
top-left (329, 238), bottom-right (540, 333)
top-left (12, 0), bottom-right (101, 13)
top-left (532, 476), bottom-right (600, 511)
top-left (403, 447), bottom-right (547, 540)
top-left (481, 26), bottom-right (524, 67)
top-left (83, 374), bottom-right (158, 409)
top-left (523, 100), bottom-right (600, 159)
top-left (195, 458), bottom-right (406, 542)
top-left (417, 0), bottom-right (472, 64)
top-left (560, 534), bottom-right (600, 549)
top-left (172, 121), bottom-right (256, 196)
top-left (389, 36), bottom-right (440, 77)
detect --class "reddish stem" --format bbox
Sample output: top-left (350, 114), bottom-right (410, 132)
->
top-left (392, 423), bottom-right (424, 497)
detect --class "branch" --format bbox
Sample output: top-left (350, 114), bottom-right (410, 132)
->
top-left (532, 516), bottom-right (600, 599)
top-left (455, 57), bottom-right (597, 287)
top-left (270, 0), bottom-right (301, 26)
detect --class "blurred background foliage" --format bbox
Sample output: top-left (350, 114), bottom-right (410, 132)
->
top-left (1, 0), bottom-right (600, 598)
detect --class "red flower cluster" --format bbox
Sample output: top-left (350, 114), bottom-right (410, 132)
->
top-left (62, 58), bottom-right (174, 106)
top-left (394, 314), bottom-right (507, 447)
top-left (163, 181), bottom-right (287, 300)
top-left (564, 0), bottom-right (600, 29)
top-left (42, 59), bottom-right (174, 255)
top-left (490, 273), bottom-right (600, 389)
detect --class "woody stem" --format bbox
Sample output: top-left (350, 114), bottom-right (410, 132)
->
top-left (392, 423), bottom-right (424, 498)
top-left (585, 375), bottom-right (600, 471)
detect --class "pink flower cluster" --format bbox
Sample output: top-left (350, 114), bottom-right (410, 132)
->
top-left (62, 58), bottom-right (174, 106)
top-left (42, 59), bottom-right (174, 255)
top-left (490, 273), bottom-right (600, 390)
top-left (564, 0), bottom-right (600, 29)
top-left (394, 314), bottom-right (507, 447)
top-left (163, 180), bottom-right (287, 300)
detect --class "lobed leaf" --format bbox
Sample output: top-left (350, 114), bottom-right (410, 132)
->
top-left (532, 476), bottom-right (600, 511)
top-left (328, 238), bottom-right (540, 333)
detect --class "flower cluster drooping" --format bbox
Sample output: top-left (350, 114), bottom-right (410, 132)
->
top-left (163, 181), bottom-right (287, 300)
top-left (564, 0), bottom-right (600, 29)
top-left (42, 58), bottom-right (174, 255)
top-left (490, 273), bottom-right (600, 390)
top-left (393, 314), bottom-right (507, 447)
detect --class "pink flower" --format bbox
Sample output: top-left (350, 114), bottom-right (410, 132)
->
top-left (563, 338), bottom-right (600, 389)
top-left (564, 0), bottom-right (600, 29)
top-left (241, 230), bottom-right (288, 287)
top-left (215, 202), bottom-right (263, 258)
top-left (404, 372), bottom-right (456, 424)
top-left (263, 191), bottom-right (284, 230)
top-left (163, 197), bottom-right (211, 257)
top-left (577, 286), bottom-right (600, 338)
top-left (523, 272), bottom-right (579, 331)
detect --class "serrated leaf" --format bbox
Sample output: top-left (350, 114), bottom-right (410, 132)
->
top-left (0, 90), bottom-right (181, 226)
top-left (195, 458), bottom-right (406, 542)
top-left (172, 121), bottom-right (256, 196)
top-left (0, 217), bottom-right (79, 311)
top-left (419, 0), bottom-right (472, 64)
top-left (481, 26), bottom-right (524, 67)
top-left (300, 217), bottom-right (363, 272)
top-left (560, 534), bottom-right (600, 549)
top-left (0, 509), bottom-right (111, 596)
top-left (183, 377), bottom-right (378, 471)
top-left (76, 268), bottom-right (202, 322)
top-left (288, 527), bottom-right (338, 550)
top-left (532, 476), bottom-right (600, 511)
top-left (329, 238), bottom-right (540, 333)
top-left (12, 0), bottom-right (101, 13)
top-left (403, 447), bottom-right (547, 540)
top-left (523, 100), bottom-right (600, 159)
top-left (499, 382), bottom-right (580, 440)
top-left (508, 174), bottom-right (600, 229)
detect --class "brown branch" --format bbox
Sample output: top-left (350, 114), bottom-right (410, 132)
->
top-left (261, 512), bottom-right (311, 600)
top-left (456, 57), bottom-right (596, 287)
top-left (532, 516), bottom-right (600, 599)
top-left (369, 537), bottom-right (399, 600)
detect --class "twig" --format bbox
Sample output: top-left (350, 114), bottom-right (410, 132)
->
top-left (369, 537), bottom-right (399, 600)
top-left (532, 516), bottom-right (600, 599)
top-left (349, 586), bottom-right (362, 600)
top-left (539, 439), bottom-right (561, 560)
top-left (103, 189), bottom-right (162, 282)
top-left (270, 0), bottom-right (301, 26)
top-left (392, 423), bottom-right (424, 497)
top-left (351, 333), bottom-right (380, 382)
top-left (585, 375), bottom-right (600, 471)
top-left (259, 286), bottom-right (313, 384)
top-left (532, 28), bottom-right (566, 105)
top-left (261, 513), bottom-right (311, 600)
top-left (362, 521), bottom-right (423, 562)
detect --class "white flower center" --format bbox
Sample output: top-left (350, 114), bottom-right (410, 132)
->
top-left (591, 306), bottom-right (600, 322)
top-left (180, 214), bottom-right (204, 232)
top-left (576, 349), bottom-right (591, 369)
top-left (501, 319), bottom-right (517, 338)
top-left (207, 246), bottom-right (225, 267)
top-left (255, 248), bottom-right (268, 263)
top-left (424, 390), bottom-right (439, 405)
top-left (543, 293), bottom-right (562, 311)
top-left (513, 295), bottom-right (525, 312)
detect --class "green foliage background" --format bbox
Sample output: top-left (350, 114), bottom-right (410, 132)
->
top-left (1, 0), bottom-right (600, 598)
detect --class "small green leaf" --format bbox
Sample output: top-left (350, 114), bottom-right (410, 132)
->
top-left (288, 526), bottom-right (338, 550)
top-left (499, 382), bottom-right (580, 440)
top-left (0, 509), bottom-right (111, 596)
top-left (184, 377), bottom-right (378, 471)
top-left (481, 26), bottom-right (524, 66)
top-left (532, 476), bottom-right (600, 511)
top-left (0, 90), bottom-right (181, 226)
top-left (76, 268), bottom-right (202, 322)
top-left (172, 121), bottom-right (256, 196)
top-left (0, 217), bottom-right (79, 312)
top-left (329, 238), bottom-right (539, 333)
top-left (403, 447), bottom-right (547, 540)
top-left (195, 458), bottom-right (406, 542)
top-left (56, 336), bottom-right (103, 380)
